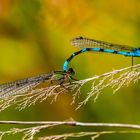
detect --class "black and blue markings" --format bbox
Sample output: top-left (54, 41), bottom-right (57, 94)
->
top-left (63, 36), bottom-right (140, 71)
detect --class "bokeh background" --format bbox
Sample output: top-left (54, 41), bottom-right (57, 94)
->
top-left (0, 0), bottom-right (140, 139)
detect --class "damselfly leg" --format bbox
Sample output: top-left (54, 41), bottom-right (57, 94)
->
top-left (51, 68), bottom-right (76, 91)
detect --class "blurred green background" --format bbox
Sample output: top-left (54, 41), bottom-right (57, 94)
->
top-left (0, 0), bottom-right (140, 139)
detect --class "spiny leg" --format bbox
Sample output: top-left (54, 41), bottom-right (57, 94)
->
top-left (59, 79), bottom-right (70, 92)
top-left (69, 76), bottom-right (81, 88)
top-left (48, 80), bottom-right (59, 93)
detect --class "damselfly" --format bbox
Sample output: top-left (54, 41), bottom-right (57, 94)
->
top-left (0, 68), bottom-right (75, 99)
top-left (63, 36), bottom-right (140, 71)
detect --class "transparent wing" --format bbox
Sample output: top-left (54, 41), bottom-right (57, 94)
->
top-left (71, 37), bottom-right (135, 52)
top-left (0, 73), bottom-right (53, 99)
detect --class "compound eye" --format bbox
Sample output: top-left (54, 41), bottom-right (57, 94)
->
top-left (68, 68), bottom-right (75, 75)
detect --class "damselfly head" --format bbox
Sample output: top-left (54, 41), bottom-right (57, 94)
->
top-left (68, 68), bottom-right (75, 75)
